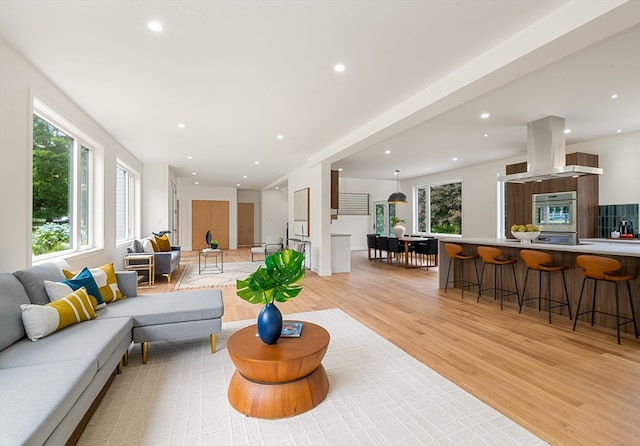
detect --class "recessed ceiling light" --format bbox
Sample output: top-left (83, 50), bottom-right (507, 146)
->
top-left (192, 172), bottom-right (196, 175)
top-left (275, 186), bottom-right (279, 190)
top-left (483, 134), bottom-right (489, 138)
top-left (338, 168), bottom-right (343, 172)
top-left (334, 64), bottom-right (346, 72)
top-left (564, 129), bottom-right (572, 134)
top-left (186, 156), bottom-right (192, 160)
top-left (276, 134), bottom-right (284, 140)
top-left (394, 170), bottom-right (399, 176)
top-left (243, 175), bottom-right (247, 179)
top-left (254, 161), bottom-right (259, 165)
top-left (177, 123), bottom-right (185, 129)
top-left (195, 181), bottom-right (199, 185)
top-left (147, 21), bottom-right (163, 32)
top-left (480, 112), bottom-right (490, 119)
top-left (611, 93), bottom-right (619, 99)
top-left (236, 183), bottom-right (240, 187)
top-left (617, 129), bottom-right (622, 133)
top-left (384, 150), bottom-right (391, 155)
top-left (452, 157), bottom-right (458, 161)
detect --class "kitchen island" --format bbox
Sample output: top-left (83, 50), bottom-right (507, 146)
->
top-left (438, 237), bottom-right (640, 336)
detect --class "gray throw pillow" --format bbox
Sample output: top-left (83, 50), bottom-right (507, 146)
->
top-left (131, 239), bottom-right (144, 253)
top-left (13, 263), bottom-right (65, 305)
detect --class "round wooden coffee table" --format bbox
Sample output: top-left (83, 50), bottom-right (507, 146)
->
top-left (227, 321), bottom-right (330, 419)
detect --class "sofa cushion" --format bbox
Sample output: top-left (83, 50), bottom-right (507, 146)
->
top-left (0, 317), bottom-right (132, 370)
top-left (154, 234), bottom-right (172, 252)
top-left (13, 263), bottom-right (66, 305)
top-left (0, 273), bottom-right (31, 351)
top-left (98, 289), bottom-right (224, 327)
top-left (21, 287), bottom-right (97, 341)
top-left (63, 263), bottom-right (124, 303)
top-left (44, 279), bottom-right (106, 310)
top-left (0, 357), bottom-right (96, 446)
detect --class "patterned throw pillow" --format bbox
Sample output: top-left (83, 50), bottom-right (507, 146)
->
top-left (44, 279), bottom-right (106, 310)
top-left (63, 263), bottom-right (124, 303)
top-left (54, 267), bottom-right (105, 308)
top-left (154, 234), bottom-right (172, 252)
top-left (21, 287), bottom-right (97, 341)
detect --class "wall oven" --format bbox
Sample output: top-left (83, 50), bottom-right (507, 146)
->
top-left (532, 191), bottom-right (577, 234)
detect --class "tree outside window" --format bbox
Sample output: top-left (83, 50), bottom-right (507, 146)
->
top-left (416, 181), bottom-right (462, 235)
top-left (32, 111), bottom-right (92, 257)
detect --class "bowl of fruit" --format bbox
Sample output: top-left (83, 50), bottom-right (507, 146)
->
top-left (511, 224), bottom-right (540, 243)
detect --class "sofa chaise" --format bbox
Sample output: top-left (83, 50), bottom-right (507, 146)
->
top-left (0, 261), bottom-right (224, 446)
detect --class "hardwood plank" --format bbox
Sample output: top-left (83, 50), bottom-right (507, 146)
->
top-left (143, 248), bottom-right (640, 446)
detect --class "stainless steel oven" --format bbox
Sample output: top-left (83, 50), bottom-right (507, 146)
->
top-left (532, 191), bottom-right (577, 233)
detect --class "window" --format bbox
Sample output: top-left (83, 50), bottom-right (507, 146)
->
top-left (32, 99), bottom-right (97, 258)
top-left (116, 163), bottom-right (136, 241)
top-left (416, 181), bottom-right (462, 235)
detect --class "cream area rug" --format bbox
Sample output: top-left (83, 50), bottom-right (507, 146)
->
top-left (175, 261), bottom-right (262, 289)
top-left (78, 309), bottom-right (545, 446)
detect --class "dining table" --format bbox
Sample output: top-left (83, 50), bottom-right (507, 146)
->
top-left (398, 236), bottom-right (432, 268)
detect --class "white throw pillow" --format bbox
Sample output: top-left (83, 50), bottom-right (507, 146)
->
top-left (142, 238), bottom-right (155, 253)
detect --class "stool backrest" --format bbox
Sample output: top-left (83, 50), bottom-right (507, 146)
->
top-left (520, 249), bottom-right (552, 269)
top-left (445, 243), bottom-right (463, 257)
top-left (477, 246), bottom-right (503, 263)
top-left (576, 255), bottom-right (621, 280)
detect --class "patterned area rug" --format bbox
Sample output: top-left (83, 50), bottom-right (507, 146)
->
top-left (78, 309), bottom-right (545, 445)
top-left (175, 261), bottom-right (262, 289)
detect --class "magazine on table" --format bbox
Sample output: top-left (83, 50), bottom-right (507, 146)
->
top-left (281, 321), bottom-right (303, 337)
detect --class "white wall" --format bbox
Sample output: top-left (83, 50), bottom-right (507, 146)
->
top-left (260, 189), bottom-right (288, 244)
top-left (141, 164), bottom-right (174, 239)
top-left (0, 39), bottom-right (142, 273)
top-left (176, 182), bottom-right (238, 251)
top-left (568, 131), bottom-right (640, 205)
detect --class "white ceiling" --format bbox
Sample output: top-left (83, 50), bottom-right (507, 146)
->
top-left (1, 1), bottom-right (639, 189)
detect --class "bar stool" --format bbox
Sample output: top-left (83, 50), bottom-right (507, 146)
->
top-left (519, 249), bottom-right (572, 323)
top-left (477, 246), bottom-right (520, 310)
top-left (444, 243), bottom-right (480, 298)
top-left (573, 255), bottom-right (638, 344)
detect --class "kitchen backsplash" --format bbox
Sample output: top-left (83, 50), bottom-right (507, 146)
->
top-left (598, 203), bottom-right (638, 238)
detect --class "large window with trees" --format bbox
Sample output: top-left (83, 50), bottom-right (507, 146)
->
top-left (416, 181), bottom-right (462, 234)
top-left (32, 100), bottom-right (95, 258)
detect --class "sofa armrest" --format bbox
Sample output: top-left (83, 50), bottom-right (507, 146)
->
top-left (116, 271), bottom-right (138, 297)
top-left (171, 246), bottom-right (181, 252)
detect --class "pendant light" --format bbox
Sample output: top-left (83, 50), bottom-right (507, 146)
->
top-left (387, 169), bottom-right (407, 203)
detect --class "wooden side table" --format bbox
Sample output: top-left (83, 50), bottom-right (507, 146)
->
top-left (227, 321), bottom-right (330, 419)
top-left (123, 254), bottom-right (154, 286)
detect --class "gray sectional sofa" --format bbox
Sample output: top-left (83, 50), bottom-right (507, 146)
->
top-left (0, 262), bottom-right (224, 446)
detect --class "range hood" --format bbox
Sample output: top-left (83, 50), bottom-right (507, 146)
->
top-left (498, 116), bottom-right (603, 183)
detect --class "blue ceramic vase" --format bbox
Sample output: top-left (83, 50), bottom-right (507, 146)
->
top-left (257, 302), bottom-right (282, 344)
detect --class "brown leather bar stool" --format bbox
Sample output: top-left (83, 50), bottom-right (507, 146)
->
top-left (573, 255), bottom-right (638, 344)
top-left (444, 243), bottom-right (480, 298)
top-left (477, 246), bottom-right (520, 310)
top-left (519, 249), bottom-right (572, 323)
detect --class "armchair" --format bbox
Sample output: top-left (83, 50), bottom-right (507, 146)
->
top-left (251, 236), bottom-right (283, 261)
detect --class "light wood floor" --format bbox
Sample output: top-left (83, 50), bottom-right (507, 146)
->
top-left (144, 248), bottom-right (640, 446)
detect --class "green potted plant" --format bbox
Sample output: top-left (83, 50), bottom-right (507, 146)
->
top-left (210, 239), bottom-right (219, 249)
top-left (236, 249), bottom-right (305, 344)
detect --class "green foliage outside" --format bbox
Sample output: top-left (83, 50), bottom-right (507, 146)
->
top-left (417, 182), bottom-right (462, 234)
top-left (32, 115), bottom-right (72, 255)
top-left (32, 223), bottom-right (70, 255)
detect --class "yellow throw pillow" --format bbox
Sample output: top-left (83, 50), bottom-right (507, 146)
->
top-left (63, 263), bottom-right (125, 303)
top-left (154, 234), bottom-right (172, 252)
top-left (21, 287), bottom-right (97, 341)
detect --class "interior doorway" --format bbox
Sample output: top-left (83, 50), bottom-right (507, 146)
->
top-left (237, 202), bottom-right (254, 247)
top-left (192, 200), bottom-right (230, 249)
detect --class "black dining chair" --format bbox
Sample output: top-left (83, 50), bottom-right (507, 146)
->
top-left (387, 237), bottom-right (404, 265)
top-left (366, 234), bottom-right (378, 260)
top-left (415, 238), bottom-right (438, 267)
top-left (376, 236), bottom-right (389, 262)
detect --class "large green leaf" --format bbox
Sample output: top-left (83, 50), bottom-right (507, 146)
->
top-left (236, 249), bottom-right (305, 304)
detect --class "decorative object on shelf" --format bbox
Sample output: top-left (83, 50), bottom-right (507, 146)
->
top-left (205, 229), bottom-right (218, 249)
top-left (511, 224), bottom-right (541, 243)
top-left (236, 249), bottom-right (305, 344)
top-left (388, 169), bottom-right (407, 204)
top-left (391, 216), bottom-right (407, 238)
